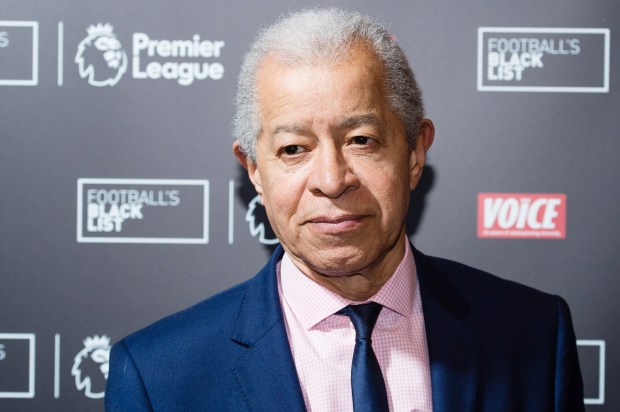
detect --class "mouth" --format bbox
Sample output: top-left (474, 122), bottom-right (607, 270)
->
top-left (305, 214), bottom-right (368, 234)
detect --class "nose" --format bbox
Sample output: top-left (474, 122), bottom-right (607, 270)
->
top-left (307, 143), bottom-right (358, 198)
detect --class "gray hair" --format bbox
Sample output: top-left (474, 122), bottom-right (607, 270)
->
top-left (233, 8), bottom-right (425, 160)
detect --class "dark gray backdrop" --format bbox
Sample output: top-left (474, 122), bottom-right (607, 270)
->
top-left (1, 0), bottom-right (617, 410)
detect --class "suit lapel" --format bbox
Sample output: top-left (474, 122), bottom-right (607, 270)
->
top-left (230, 247), bottom-right (306, 412)
top-left (414, 247), bottom-right (480, 412)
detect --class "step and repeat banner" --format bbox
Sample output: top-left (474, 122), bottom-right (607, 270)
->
top-left (1, 1), bottom-right (617, 410)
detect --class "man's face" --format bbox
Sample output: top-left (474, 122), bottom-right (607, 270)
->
top-left (239, 45), bottom-right (432, 283)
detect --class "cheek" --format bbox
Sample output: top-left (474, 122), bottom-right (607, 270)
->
top-left (361, 161), bottom-right (410, 213)
top-left (261, 172), bottom-right (305, 223)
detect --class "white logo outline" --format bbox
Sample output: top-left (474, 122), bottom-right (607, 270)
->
top-left (0, 21), bottom-right (38, 86)
top-left (477, 27), bottom-right (610, 93)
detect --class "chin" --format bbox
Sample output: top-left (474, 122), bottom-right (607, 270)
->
top-left (302, 246), bottom-right (375, 276)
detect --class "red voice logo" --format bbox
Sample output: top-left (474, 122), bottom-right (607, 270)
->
top-left (478, 193), bottom-right (566, 239)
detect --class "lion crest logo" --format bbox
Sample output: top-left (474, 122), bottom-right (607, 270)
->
top-left (246, 195), bottom-right (279, 245)
top-left (75, 23), bottom-right (127, 87)
top-left (71, 335), bottom-right (111, 399)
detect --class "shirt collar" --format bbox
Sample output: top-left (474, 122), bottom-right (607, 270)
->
top-left (279, 239), bottom-right (417, 330)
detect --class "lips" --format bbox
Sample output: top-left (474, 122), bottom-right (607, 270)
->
top-left (305, 214), bottom-right (368, 234)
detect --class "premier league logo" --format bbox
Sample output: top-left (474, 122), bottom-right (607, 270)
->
top-left (246, 195), bottom-right (279, 245)
top-left (71, 335), bottom-right (111, 399)
top-left (75, 23), bottom-right (127, 87)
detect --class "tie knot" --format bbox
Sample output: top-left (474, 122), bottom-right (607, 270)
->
top-left (339, 302), bottom-right (383, 340)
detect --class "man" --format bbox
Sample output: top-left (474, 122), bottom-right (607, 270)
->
top-left (106, 9), bottom-right (584, 412)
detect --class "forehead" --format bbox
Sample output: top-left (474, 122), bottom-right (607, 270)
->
top-left (259, 42), bottom-right (384, 82)
top-left (255, 44), bottom-right (388, 124)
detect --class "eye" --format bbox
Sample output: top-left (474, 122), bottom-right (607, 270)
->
top-left (276, 142), bottom-right (310, 163)
top-left (351, 136), bottom-right (371, 145)
top-left (283, 145), bottom-right (302, 155)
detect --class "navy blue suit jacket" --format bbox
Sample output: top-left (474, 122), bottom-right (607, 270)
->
top-left (105, 247), bottom-right (584, 411)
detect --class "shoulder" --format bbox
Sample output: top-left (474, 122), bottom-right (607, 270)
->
top-left (106, 269), bottom-right (274, 411)
top-left (423, 252), bottom-right (560, 303)
top-left (413, 250), bottom-right (583, 409)
top-left (113, 247), bottom-right (284, 364)
top-left (416, 250), bottom-right (569, 328)
top-left (119, 278), bottom-right (250, 356)
top-left (106, 276), bottom-right (257, 407)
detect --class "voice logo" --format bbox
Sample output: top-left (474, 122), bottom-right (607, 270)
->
top-left (477, 193), bottom-right (566, 239)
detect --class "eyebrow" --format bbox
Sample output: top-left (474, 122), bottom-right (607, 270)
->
top-left (271, 124), bottom-right (308, 138)
top-left (270, 113), bottom-right (386, 138)
top-left (336, 113), bottom-right (386, 133)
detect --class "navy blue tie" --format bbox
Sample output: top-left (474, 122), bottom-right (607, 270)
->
top-left (339, 302), bottom-right (389, 412)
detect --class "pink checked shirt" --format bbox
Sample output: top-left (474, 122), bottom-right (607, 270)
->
top-left (277, 240), bottom-right (433, 412)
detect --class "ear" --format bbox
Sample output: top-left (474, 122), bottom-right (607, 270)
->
top-left (233, 141), bottom-right (263, 197)
top-left (409, 119), bottom-right (435, 190)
